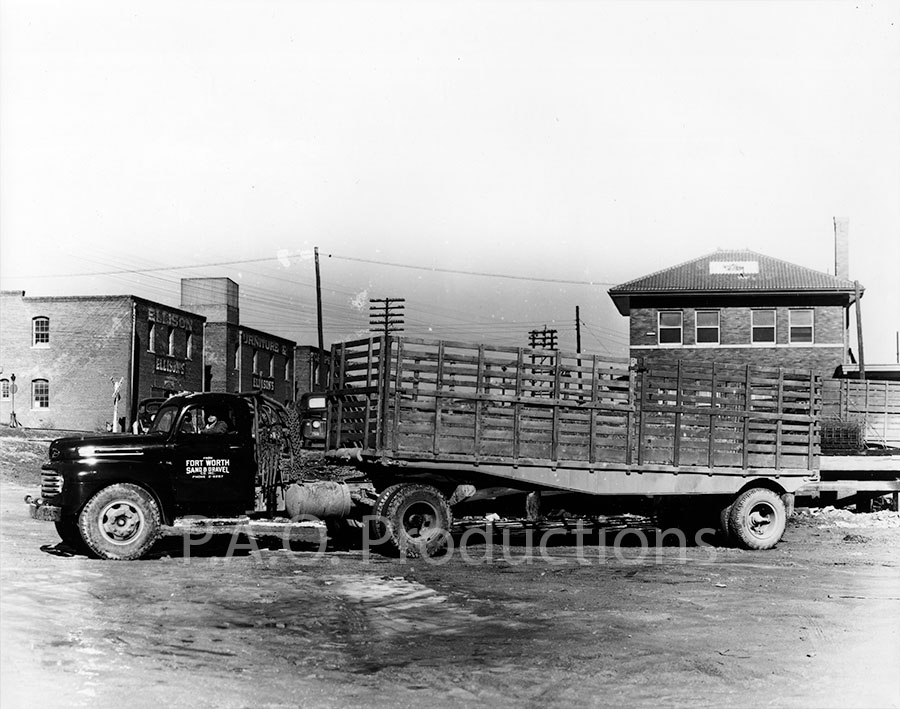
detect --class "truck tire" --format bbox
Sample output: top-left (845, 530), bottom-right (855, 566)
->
top-left (78, 484), bottom-right (161, 560)
top-left (55, 518), bottom-right (87, 553)
top-left (369, 483), bottom-right (409, 542)
top-left (728, 488), bottom-right (786, 550)
top-left (381, 484), bottom-right (452, 558)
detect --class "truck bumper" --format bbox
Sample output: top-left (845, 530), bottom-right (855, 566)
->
top-left (25, 495), bottom-right (62, 522)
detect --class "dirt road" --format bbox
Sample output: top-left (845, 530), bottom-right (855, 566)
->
top-left (2, 474), bottom-right (899, 709)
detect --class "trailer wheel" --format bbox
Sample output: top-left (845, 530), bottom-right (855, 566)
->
top-left (78, 484), bottom-right (161, 560)
top-left (382, 484), bottom-right (452, 558)
top-left (728, 488), bottom-right (786, 550)
top-left (369, 483), bottom-right (409, 542)
top-left (718, 503), bottom-right (733, 542)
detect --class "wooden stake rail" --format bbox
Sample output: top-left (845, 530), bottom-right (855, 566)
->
top-left (327, 336), bottom-right (821, 475)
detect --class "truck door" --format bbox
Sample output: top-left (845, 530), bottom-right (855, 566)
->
top-left (170, 399), bottom-right (256, 516)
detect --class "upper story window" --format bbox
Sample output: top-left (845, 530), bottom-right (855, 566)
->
top-left (1, 379), bottom-right (10, 400)
top-left (32, 317), bottom-right (50, 347)
top-left (752, 309), bottom-right (776, 344)
top-left (167, 327), bottom-right (176, 356)
top-left (252, 350), bottom-right (260, 374)
top-left (186, 333), bottom-right (194, 361)
top-left (789, 309), bottom-right (814, 344)
top-left (268, 354), bottom-right (275, 378)
top-left (658, 311), bottom-right (683, 345)
top-left (32, 379), bottom-right (49, 409)
top-left (233, 343), bottom-right (241, 370)
top-left (284, 361), bottom-right (291, 381)
top-left (695, 311), bottom-right (720, 345)
top-left (148, 323), bottom-right (157, 353)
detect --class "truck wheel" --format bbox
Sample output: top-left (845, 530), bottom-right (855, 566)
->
top-left (55, 518), bottom-right (88, 553)
top-left (78, 484), bottom-right (161, 560)
top-left (718, 503), bottom-right (733, 543)
top-left (728, 488), bottom-right (786, 550)
top-left (382, 484), bottom-right (452, 558)
top-left (369, 483), bottom-right (409, 542)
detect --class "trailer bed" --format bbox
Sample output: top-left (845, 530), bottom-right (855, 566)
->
top-left (327, 337), bottom-right (821, 495)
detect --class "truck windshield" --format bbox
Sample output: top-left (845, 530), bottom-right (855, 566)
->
top-left (147, 405), bottom-right (179, 435)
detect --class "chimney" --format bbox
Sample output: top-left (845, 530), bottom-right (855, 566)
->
top-left (833, 217), bottom-right (850, 280)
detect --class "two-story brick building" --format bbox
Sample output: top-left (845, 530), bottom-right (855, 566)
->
top-left (607, 249), bottom-right (861, 380)
top-left (0, 278), bottom-right (299, 431)
top-left (0, 292), bottom-right (206, 431)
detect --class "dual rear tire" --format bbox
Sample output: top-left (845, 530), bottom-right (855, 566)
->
top-left (370, 483), bottom-right (452, 558)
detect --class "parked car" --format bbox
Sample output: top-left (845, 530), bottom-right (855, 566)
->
top-left (297, 392), bottom-right (326, 447)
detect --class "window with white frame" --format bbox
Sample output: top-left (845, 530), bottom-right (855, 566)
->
top-left (233, 343), bottom-right (240, 370)
top-left (658, 311), bottom-right (683, 345)
top-left (789, 309), bottom-right (814, 344)
top-left (32, 317), bottom-right (50, 347)
top-left (268, 354), bottom-right (275, 378)
top-left (186, 333), bottom-right (193, 360)
top-left (32, 379), bottom-right (49, 409)
top-left (1, 379), bottom-right (10, 400)
top-left (252, 350), bottom-right (260, 374)
top-left (148, 323), bottom-right (156, 353)
top-left (752, 309), bottom-right (776, 344)
top-left (167, 327), bottom-right (176, 356)
top-left (695, 311), bottom-right (720, 345)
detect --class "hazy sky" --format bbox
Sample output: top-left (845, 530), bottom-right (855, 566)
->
top-left (2, 0), bottom-right (898, 362)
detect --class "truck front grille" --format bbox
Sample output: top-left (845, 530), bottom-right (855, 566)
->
top-left (41, 471), bottom-right (64, 497)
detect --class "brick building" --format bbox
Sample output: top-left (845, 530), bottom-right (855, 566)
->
top-left (0, 292), bottom-right (205, 431)
top-left (179, 278), bottom-right (295, 403)
top-left (1, 278), bottom-right (300, 431)
top-left (607, 249), bottom-right (861, 380)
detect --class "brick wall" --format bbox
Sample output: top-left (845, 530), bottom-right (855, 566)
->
top-left (1, 293), bottom-right (135, 431)
top-left (629, 303), bottom-right (848, 380)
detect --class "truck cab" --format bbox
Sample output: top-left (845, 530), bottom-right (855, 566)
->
top-left (28, 392), bottom-right (287, 560)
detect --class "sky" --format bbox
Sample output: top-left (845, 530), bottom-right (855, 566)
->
top-left (1, 0), bottom-right (898, 363)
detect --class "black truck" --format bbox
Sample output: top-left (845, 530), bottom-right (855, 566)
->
top-left (26, 392), bottom-right (375, 560)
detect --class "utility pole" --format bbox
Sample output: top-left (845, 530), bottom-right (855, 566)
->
top-left (527, 326), bottom-right (557, 397)
top-left (369, 298), bottom-right (405, 339)
top-left (575, 306), bottom-right (582, 354)
top-left (528, 326), bottom-right (557, 350)
top-left (854, 280), bottom-right (865, 381)
top-left (314, 247), bottom-right (325, 390)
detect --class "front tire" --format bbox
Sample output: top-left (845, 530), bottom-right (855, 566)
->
top-left (728, 488), bottom-right (786, 550)
top-left (78, 484), bottom-right (161, 560)
top-left (381, 484), bottom-right (452, 558)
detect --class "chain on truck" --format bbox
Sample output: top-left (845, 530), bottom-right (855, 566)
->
top-left (26, 336), bottom-right (821, 560)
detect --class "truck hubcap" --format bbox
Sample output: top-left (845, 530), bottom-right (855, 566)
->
top-left (747, 503), bottom-right (776, 539)
top-left (99, 501), bottom-right (145, 544)
top-left (402, 502), bottom-right (439, 541)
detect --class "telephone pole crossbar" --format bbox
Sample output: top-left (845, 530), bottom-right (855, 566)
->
top-left (370, 297), bottom-right (406, 338)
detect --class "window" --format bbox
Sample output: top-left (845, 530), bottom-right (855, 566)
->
top-left (32, 317), bottom-right (50, 347)
top-left (268, 354), bottom-right (275, 378)
top-left (695, 311), bottom-right (720, 345)
top-left (658, 311), bottom-right (683, 345)
top-left (186, 333), bottom-right (194, 360)
top-left (32, 379), bottom-right (49, 409)
top-left (752, 309), bottom-right (776, 344)
top-left (789, 309), bottom-right (814, 344)
top-left (252, 350), bottom-right (260, 374)
top-left (284, 361), bottom-right (291, 381)
top-left (167, 327), bottom-right (176, 356)
top-left (1, 379), bottom-right (9, 400)
top-left (148, 323), bottom-right (156, 353)
top-left (233, 344), bottom-right (240, 370)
